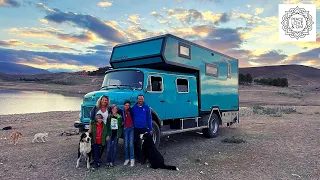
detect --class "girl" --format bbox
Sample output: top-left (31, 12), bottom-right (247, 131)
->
top-left (106, 104), bottom-right (123, 167)
top-left (90, 114), bottom-right (107, 169)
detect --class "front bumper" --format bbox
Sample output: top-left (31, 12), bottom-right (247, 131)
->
top-left (74, 121), bottom-right (90, 130)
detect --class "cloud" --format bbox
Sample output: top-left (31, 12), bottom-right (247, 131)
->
top-left (37, 3), bottom-right (126, 43)
top-left (151, 11), bottom-right (164, 19)
top-left (287, 48), bottom-right (320, 65)
top-left (0, 0), bottom-right (20, 7)
top-left (192, 26), bottom-right (245, 51)
top-left (127, 14), bottom-right (141, 25)
top-left (97, 1), bottom-right (112, 7)
top-left (0, 39), bottom-right (23, 47)
top-left (10, 28), bottom-right (98, 43)
top-left (25, 43), bottom-right (77, 51)
top-left (164, 8), bottom-right (231, 25)
top-left (251, 50), bottom-right (288, 64)
top-left (0, 47), bottom-right (111, 72)
top-left (254, 8), bottom-right (264, 15)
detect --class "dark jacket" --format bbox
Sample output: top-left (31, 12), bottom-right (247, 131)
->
top-left (90, 120), bottom-right (108, 146)
top-left (106, 113), bottom-right (123, 138)
top-left (131, 103), bottom-right (152, 131)
top-left (90, 105), bottom-right (112, 121)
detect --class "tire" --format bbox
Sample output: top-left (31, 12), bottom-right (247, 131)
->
top-left (152, 121), bottom-right (161, 148)
top-left (203, 113), bottom-right (220, 138)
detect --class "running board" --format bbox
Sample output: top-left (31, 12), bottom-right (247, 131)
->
top-left (161, 126), bottom-right (207, 136)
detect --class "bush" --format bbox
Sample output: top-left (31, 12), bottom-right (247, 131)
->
top-left (252, 105), bottom-right (296, 116)
top-left (221, 136), bottom-right (246, 144)
top-left (255, 77), bottom-right (288, 87)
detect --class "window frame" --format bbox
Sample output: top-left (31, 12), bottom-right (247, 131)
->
top-left (227, 63), bottom-right (231, 79)
top-left (146, 75), bottom-right (164, 93)
top-left (176, 78), bottom-right (189, 93)
top-left (178, 42), bottom-right (191, 59)
top-left (205, 63), bottom-right (219, 77)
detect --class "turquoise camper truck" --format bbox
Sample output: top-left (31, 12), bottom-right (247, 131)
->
top-left (74, 34), bottom-right (239, 147)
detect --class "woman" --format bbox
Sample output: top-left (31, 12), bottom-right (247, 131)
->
top-left (122, 100), bottom-right (135, 167)
top-left (105, 104), bottom-right (123, 167)
top-left (88, 95), bottom-right (111, 163)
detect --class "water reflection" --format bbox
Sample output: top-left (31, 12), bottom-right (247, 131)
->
top-left (0, 90), bottom-right (82, 115)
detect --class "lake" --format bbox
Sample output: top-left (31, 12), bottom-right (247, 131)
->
top-left (0, 90), bottom-right (83, 115)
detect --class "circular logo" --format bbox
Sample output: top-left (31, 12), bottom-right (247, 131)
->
top-left (281, 6), bottom-right (314, 40)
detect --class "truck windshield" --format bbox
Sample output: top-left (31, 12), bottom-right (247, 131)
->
top-left (101, 70), bottom-right (144, 90)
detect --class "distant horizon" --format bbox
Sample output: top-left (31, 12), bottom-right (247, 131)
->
top-left (0, 0), bottom-right (319, 72)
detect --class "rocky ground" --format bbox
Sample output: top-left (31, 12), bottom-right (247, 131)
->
top-left (0, 85), bottom-right (319, 180)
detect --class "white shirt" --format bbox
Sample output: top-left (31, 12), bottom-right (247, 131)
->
top-left (97, 109), bottom-right (108, 125)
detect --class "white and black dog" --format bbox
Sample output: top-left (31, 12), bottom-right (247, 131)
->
top-left (141, 133), bottom-right (179, 171)
top-left (76, 132), bottom-right (92, 169)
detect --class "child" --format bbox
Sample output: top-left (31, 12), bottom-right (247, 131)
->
top-left (89, 114), bottom-right (107, 169)
top-left (106, 104), bottom-right (123, 168)
top-left (122, 100), bottom-right (135, 167)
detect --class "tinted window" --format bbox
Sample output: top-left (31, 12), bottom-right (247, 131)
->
top-left (102, 70), bottom-right (144, 89)
top-left (206, 63), bottom-right (218, 77)
top-left (177, 78), bottom-right (188, 93)
top-left (147, 76), bottom-right (163, 92)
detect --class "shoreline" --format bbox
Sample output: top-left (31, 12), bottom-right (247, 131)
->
top-left (0, 81), bottom-right (91, 97)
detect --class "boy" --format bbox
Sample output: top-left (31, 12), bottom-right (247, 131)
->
top-left (123, 100), bottom-right (135, 167)
top-left (89, 114), bottom-right (107, 169)
top-left (106, 104), bottom-right (123, 167)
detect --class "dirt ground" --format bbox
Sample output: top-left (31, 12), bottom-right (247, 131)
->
top-left (0, 85), bottom-right (320, 180)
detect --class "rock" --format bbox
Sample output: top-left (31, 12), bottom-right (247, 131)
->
top-left (196, 158), bottom-right (201, 162)
top-left (199, 171), bottom-right (204, 174)
top-left (204, 162), bottom-right (208, 165)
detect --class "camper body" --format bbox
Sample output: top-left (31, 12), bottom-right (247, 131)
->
top-left (74, 34), bottom-right (239, 147)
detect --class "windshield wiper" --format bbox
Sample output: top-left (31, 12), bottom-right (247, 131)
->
top-left (101, 85), bottom-right (120, 89)
top-left (117, 85), bottom-right (133, 90)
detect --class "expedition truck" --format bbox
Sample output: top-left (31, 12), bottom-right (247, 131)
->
top-left (74, 34), bottom-right (239, 148)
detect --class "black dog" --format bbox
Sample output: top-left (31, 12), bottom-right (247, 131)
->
top-left (141, 133), bottom-right (179, 170)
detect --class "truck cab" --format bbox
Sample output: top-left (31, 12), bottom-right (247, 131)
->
top-left (74, 34), bottom-right (239, 147)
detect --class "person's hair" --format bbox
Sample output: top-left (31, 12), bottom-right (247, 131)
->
top-left (96, 95), bottom-right (110, 109)
top-left (137, 94), bottom-right (144, 99)
top-left (111, 104), bottom-right (118, 110)
top-left (124, 100), bottom-right (131, 105)
top-left (96, 113), bottom-right (103, 120)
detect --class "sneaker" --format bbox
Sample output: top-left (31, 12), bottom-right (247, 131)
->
top-left (124, 160), bottom-right (129, 166)
top-left (105, 163), bottom-right (110, 168)
top-left (130, 159), bottom-right (135, 167)
top-left (110, 162), bottom-right (114, 167)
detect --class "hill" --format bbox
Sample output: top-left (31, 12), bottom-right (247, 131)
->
top-left (239, 65), bottom-right (320, 86)
top-left (0, 62), bottom-right (51, 75)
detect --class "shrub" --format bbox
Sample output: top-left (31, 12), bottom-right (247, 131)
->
top-left (221, 136), bottom-right (246, 144)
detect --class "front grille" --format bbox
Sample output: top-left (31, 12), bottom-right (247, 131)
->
top-left (83, 106), bottom-right (94, 119)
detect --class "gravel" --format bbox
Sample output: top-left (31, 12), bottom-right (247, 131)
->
top-left (0, 105), bottom-right (319, 180)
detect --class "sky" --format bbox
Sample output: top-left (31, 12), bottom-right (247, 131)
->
top-left (0, 0), bottom-right (319, 72)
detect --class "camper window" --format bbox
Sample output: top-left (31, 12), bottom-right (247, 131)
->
top-left (227, 63), bottom-right (231, 78)
top-left (178, 43), bottom-right (191, 59)
top-left (176, 78), bottom-right (189, 93)
top-left (147, 76), bottom-right (163, 92)
top-left (205, 63), bottom-right (218, 77)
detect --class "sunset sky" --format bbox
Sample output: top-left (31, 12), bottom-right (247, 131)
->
top-left (0, 0), bottom-right (319, 72)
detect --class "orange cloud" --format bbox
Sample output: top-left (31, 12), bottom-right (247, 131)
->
top-left (10, 28), bottom-right (98, 43)
top-left (25, 43), bottom-right (76, 51)
top-left (97, 1), bottom-right (112, 7)
top-left (0, 39), bottom-right (23, 47)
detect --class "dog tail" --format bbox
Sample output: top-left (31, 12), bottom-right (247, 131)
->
top-left (162, 165), bottom-right (179, 171)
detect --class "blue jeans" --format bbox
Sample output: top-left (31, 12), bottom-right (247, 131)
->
top-left (106, 136), bottom-right (118, 164)
top-left (92, 144), bottom-right (102, 166)
top-left (124, 127), bottom-right (134, 160)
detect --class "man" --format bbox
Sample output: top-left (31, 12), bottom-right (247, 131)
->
top-left (131, 95), bottom-right (152, 163)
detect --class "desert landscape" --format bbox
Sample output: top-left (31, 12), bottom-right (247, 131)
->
top-left (0, 65), bottom-right (319, 180)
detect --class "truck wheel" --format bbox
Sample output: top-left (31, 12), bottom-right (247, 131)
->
top-left (203, 113), bottom-right (220, 138)
top-left (152, 121), bottom-right (161, 148)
